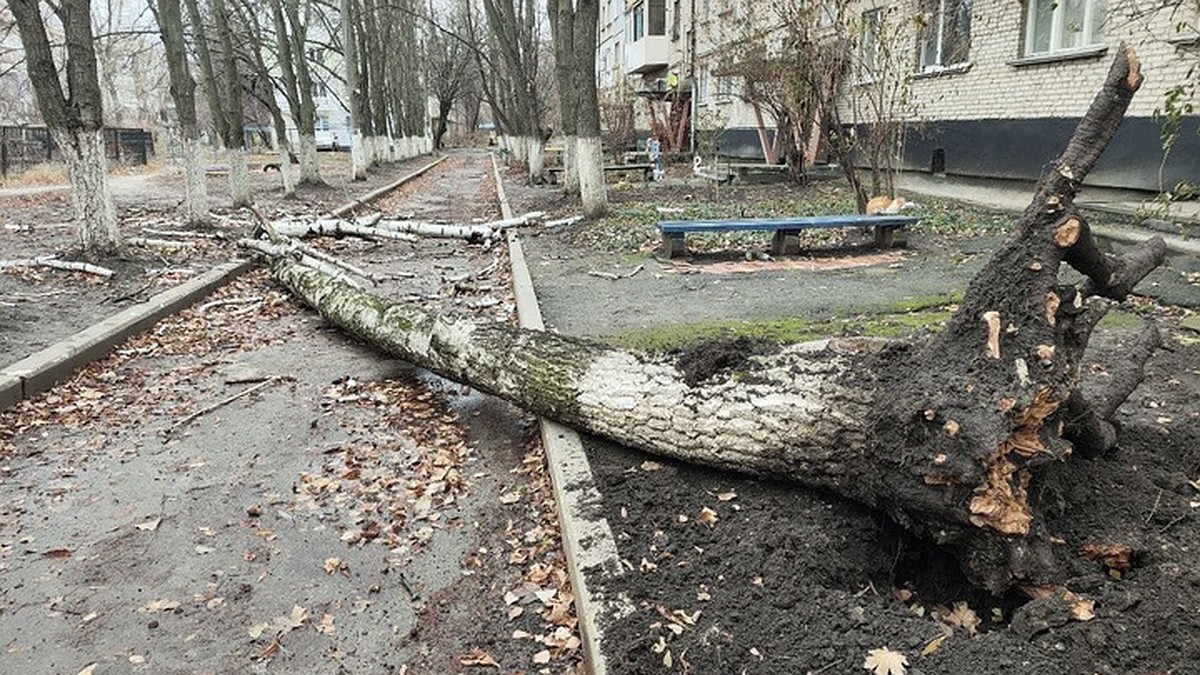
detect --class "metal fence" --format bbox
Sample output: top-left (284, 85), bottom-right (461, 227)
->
top-left (0, 125), bottom-right (155, 177)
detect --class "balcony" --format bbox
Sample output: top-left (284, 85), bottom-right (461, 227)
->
top-left (627, 35), bottom-right (670, 74)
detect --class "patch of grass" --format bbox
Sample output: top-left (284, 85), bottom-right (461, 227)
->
top-left (609, 306), bottom-right (954, 351)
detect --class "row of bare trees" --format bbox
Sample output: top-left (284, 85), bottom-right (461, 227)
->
top-left (6, 0), bottom-right (611, 257)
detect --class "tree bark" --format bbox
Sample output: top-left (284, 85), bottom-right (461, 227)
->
top-left (10, 0), bottom-right (121, 257)
top-left (155, 0), bottom-right (209, 225)
top-left (255, 48), bottom-right (1164, 594)
top-left (571, 0), bottom-right (606, 217)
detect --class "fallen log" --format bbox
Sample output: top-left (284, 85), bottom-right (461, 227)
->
top-left (252, 47), bottom-right (1164, 593)
top-left (0, 255), bottom-right (114, 277)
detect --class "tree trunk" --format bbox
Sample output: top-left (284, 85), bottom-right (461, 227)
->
top-left (156, 0), bottom-right (208, 225)
top-left (10, 0), bottom-right (121, 257)
top-left (255, 48), bottom-right (1165, 595)
top-left (562, 135), bottom-right (579, 192)
top-left (526, 136), bottom-right (544, 180)
top-left (54, 128), bottom-right (121, 255)
top-left (181, 135), bottom-right (209, 223)
top-left (572, 0), bottom-right (606, 217)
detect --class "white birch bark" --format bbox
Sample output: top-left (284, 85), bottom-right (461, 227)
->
top-left (563, 135), bottom-right (579, 192)
top-left (268, 256), bottom-right (874, 483)
top-left (351, 130), bottom-right (368, 180)
top-left (299, 133), bottom-right (321, 183)
top-left (227, 146), bottom-right (252, 207)
top-left (180, 135), bottom-right (209, 225)
top-left (53, 128), bottom-right (120, 254)
top-left (577, 136), bottom-right (607, 217)
top-left (526, 136), bottom-right (544, 180)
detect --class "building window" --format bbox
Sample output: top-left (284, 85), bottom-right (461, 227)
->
top-left (648, 0), bottom-right (666, 36)
top-left (696, 65), bottom-right (709, 104)
top-left (859, 8), bottom-right (882, 81)
top-left (1024, 0), bottom-right (1106, 56)
top-left (919, 0), bottom-right (971, 71)
top-left (315, 115), bottom-right (330, 132)
top-left (632, 2), bottom-right (645, 41)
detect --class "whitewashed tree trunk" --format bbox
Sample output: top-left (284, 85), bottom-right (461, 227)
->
top-left (53, 128), bottom-right (121, 255)
top-left (526, 136), bottom-right (544, 181)
top-left (513, 136), bottom-right (528, 164)
top-left (299, 133), bottom-right (320, 183)
top-left (227, 146), bottom-right (252, 207)
top-left (577, 135), bottom-right (607, 217)
top-left (269, 256), bottom-right (873, 480)
top-left (278, 143), bottom-right (297, 197)
top-left (563, 135), bottom-right (579, 192)
top-left (351, 131), bottom-right (368, 180)
top-left (180, 135), bottom-right (209, 225)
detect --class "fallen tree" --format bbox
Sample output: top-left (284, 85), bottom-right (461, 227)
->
top-left (248, 48), bottom-right (1164, 594)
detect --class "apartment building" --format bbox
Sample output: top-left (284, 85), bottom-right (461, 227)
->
top-left (599, 0), bottom-right (1199, 191)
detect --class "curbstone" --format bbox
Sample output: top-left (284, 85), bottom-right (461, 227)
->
top-left (495, 153), bottom-right (630, 675)
top-left (1, 259), bottom-right (255, 412)
top-left (327, 155), bottom-right (447, 219)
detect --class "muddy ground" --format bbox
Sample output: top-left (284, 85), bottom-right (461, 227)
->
top-left (504, 173), bottom-right (1200, 674)
top-left (1, 151), bottom-right (583, 673)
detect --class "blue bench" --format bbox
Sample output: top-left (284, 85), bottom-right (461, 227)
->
top-left (656, 214), bottom-right (919, 257)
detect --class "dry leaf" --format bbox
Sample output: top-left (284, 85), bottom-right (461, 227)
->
top-left (716, 492), bottom-right (737, 501)
top-left (697, 507), bottom-right (718, 528)
top-left (78, 665), bottom-right (97, 675)
top-left (532, 650), bottom-right (552, 664)
top-left (458, 649), bottom-right (499, 667)
top-left (135, 517), bottom-right (162, 532)
top-left (640, 460), bottom-right (663, 472)
top-left (921, 632), bottom-right (950, 656)
top-left (863, 647), bottom-right (908, 675)
top-left (138, 599), bottom-right (180, 613)
top-left (323, 557), bottom-right (343, 574)
top-left (315, 613), bottom-right (336, 634)
top-left (499, 491), bottom-right (521, 504)
top-left (932, 601), bottom-right (980, 636)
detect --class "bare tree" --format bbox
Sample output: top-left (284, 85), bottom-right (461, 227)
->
top-left (267, 0), bottom-right (322, 183)
top-left (154, 0), bottom-right (210, 223)
top-left (9, 0), bottom-right (121, 256)
top-left (478, 0), bottom-right (543, 178)
top-left (547, 0), bottom-right (604, 215)
top-left (184, 0), bottom-right (252, 206)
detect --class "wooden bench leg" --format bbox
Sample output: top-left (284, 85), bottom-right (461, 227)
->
top-left (661, 233), bottom-right (687, 258)
top-left (771, 230), bottom-right (801, 256)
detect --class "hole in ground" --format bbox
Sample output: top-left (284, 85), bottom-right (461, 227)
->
top-left (876, 518), bottom-right (1029, 632)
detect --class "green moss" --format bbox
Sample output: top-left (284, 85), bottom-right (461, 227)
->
top-left (609, 307), bottom-right (954, 351)
top-left (1096, 309), bottom-right (1144, 329)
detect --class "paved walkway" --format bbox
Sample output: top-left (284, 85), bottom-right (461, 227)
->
top-left (899, 172), bottom-right (1200, 224)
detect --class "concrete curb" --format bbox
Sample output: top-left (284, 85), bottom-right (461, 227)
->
top-left (493, 153), bottom-right (629, 675)
top-left (328, 155), bottom-right (448, 218)
top-left (1091, 222), bottom-right (1200, 257)
top-left (0, 260), bottom-right (254, 412)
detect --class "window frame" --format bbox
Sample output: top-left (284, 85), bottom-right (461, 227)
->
top-left (918, 0), bottom-right (972, 73)
top-left (1023, 0), bottom-right (1106, 58)
top-left (632, 1), bottom-right (646, 42)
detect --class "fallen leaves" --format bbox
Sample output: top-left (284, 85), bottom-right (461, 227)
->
top-left (931, 601), bottom-right (981, 636)
top-left (863, 646), bottom-right (908, 675)
top-left (696, 507), bottom-right (719, 528)
top-left (458, 649), bottom-right (499, 668)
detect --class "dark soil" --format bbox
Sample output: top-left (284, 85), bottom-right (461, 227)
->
top-left (673, 336), bottom-right (778, 386)
top-left (506, 177), bottom-right (1200, 674)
